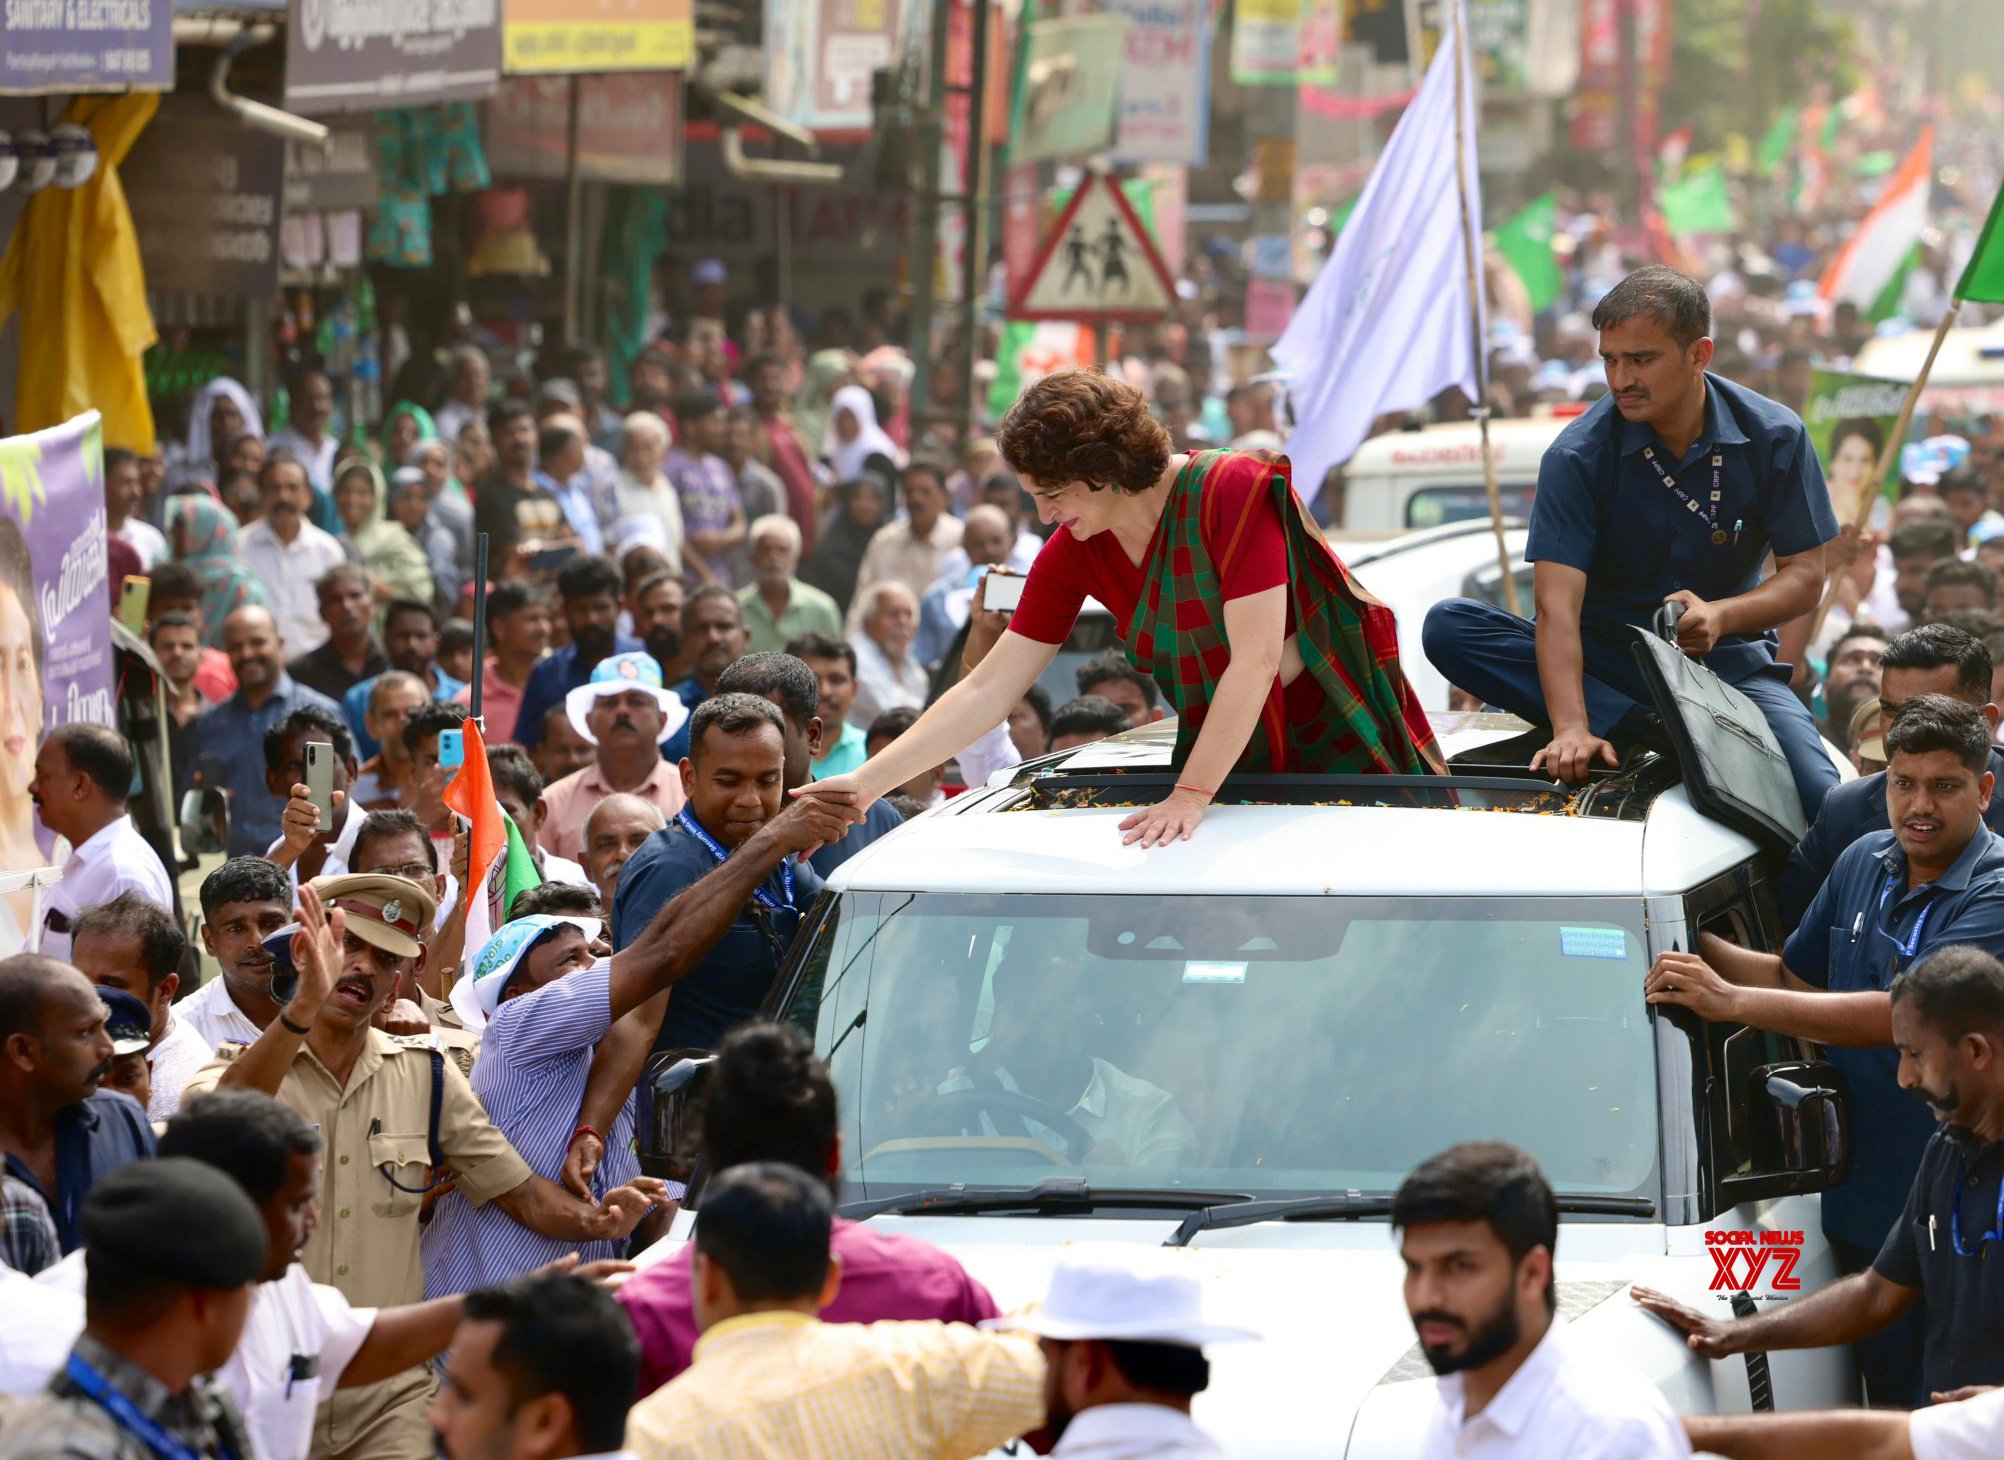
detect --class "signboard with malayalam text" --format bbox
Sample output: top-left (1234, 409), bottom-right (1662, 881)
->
top-left (123, 97), bottom-right (285, 299)
top-left (485, 73), bottom-right (684, 185)
top-left (285, 0), bottom-right (503, 115)
top-left (502, 0), bottom-right (691, 75)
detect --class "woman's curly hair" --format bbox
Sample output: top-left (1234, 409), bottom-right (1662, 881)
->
top-left (995, 369), bottom-right (1172, 494)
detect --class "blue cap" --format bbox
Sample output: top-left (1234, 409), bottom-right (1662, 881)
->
top-left (95, 986), bottom-right (152, 1055)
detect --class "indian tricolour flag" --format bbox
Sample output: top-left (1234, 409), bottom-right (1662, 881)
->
top-left (1818, 127), bottom-right (1932, 321)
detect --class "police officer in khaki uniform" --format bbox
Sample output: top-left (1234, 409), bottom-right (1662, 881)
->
top-left (182, 873), bottom-right (664, 1460)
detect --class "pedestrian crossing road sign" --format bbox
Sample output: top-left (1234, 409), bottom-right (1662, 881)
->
top-left (1009, 174), bottom-right (1177, 322)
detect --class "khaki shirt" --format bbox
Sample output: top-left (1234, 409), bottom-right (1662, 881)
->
top-left (184, 1031), bottom-right (532, 1308)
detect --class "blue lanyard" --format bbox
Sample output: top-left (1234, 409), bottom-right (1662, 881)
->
top-left (1641, 444), bottom-right (1729, 543)
top-left (677, 808), bottom-right (793, 913)
top-left (1877, 871), bottom-right (1939, 962)
top-left (65, 1353), bottom-right (235, 1460)
top-left (1949, 1154), bottom-right (2004, 1258)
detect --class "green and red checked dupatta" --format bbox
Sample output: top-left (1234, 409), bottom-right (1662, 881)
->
top-left (1124, 448), bottom-right (1443, 775)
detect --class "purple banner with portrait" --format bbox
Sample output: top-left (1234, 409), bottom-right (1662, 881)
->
top-left (0, 414), bottom-right (114, 838)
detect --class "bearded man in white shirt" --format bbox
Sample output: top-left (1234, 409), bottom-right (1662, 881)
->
top-left (68, 894), bottom-right (213, 1122)
top-left (1399, 1142), bottom-right (1689, 1460)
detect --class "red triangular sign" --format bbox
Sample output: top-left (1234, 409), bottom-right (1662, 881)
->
top-left (1009, 175), bottom-right (1177, 322)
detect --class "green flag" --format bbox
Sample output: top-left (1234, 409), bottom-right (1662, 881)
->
top-left (1492, 193), bottom-right (1563, 313)
top-left (1659, 165), bottom-right (1735, 239)
top-left (1756, 106), bottom-right (1798, 171)
top-left (1956, 183), bottom-right (2004, 304)
top-left (499, 814), bottom-right (543, 920)
top-left (1869, 244), bottom-right (1920, 323)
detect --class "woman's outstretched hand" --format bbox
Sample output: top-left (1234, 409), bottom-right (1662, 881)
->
top-left (1119, 787), bottom-right (1209, 848)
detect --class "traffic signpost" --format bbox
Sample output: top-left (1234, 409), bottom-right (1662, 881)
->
top-left (1008, 173), bottom-right (1177, 324)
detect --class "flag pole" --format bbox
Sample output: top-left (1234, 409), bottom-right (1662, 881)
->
top-left (1805, 300), bottom-right (1960, 642)
top-left (1447, 0), bottom-right (1519, 617)
top-left (467, 532), bottom-right (490, 734)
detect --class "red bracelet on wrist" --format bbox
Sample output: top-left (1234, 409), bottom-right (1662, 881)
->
top-left (568, 1125), bottom-right (602, 1149)
top-left (1173, 782), bottom-right (1214, 801)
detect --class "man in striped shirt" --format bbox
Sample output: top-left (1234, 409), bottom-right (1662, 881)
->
top-left (420, 789), bottom-right (856, 1297)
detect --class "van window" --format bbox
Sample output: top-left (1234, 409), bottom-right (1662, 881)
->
top-left (1407, 482), bottom-right (1538, 529)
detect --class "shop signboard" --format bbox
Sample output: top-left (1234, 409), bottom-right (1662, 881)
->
top-left (285, 120), bottom-right (378, 213)
top-left (123, 98), bottom-right (285, 299)
top-left (1230, 0), bottom-right (1300, 86)
top-left (1010, 14), bottom-right (1127, 165)
top-left (0, 0), bottom-right (171, 94)
top-left (1109, 0), bottom-right (1208, 166)
top-left (284, 0), bottom-right (503, 115)
top-left (765, 0), bottom-right (906, 135)
top-left (502, 0), bottom-right (692, 75)
top-left (486, 74), bottom-right (685, 184)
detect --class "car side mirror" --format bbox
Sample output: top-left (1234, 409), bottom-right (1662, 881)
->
top-left (179, 787), bottom-right (230, 855)
top-left (1719, 1060), bottom-right (1851, 1205)
top-left (638, 1050), bottom-right (715, 1184)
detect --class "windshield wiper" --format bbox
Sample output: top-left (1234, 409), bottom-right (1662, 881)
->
top-left (1163, 1192), bottom-right (1656, 1248)
top-left (840, 1177), bottom-right (1255, 1222)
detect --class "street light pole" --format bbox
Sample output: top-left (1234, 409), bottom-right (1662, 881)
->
top-left (906, 0), bottom-right (954, 432)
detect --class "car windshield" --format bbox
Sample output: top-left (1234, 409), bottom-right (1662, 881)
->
top-left (778, 892), bottom-right (1660, 1207)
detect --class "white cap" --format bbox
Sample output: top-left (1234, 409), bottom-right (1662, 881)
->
top-left (982, 1255), bottom-right (1258, 1348)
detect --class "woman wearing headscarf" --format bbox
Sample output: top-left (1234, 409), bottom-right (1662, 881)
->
top-left (381, 399), bottom-right (437, 467)
top-left (331, 455), bottom-right (436, 608)
top-left (798, 459), bottom-right (896, 616)
top-left (167, 496), bottom-right (268, 646)
top-left (794, 349), bottom-right (854, 459)
top-left (168, 377), bottom-right (264, 492)
top-left (822, 384), bottom-right (904, 485)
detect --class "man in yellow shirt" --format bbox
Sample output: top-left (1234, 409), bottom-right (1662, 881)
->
top-left (624, 1163), bottom-right (1044, 1460)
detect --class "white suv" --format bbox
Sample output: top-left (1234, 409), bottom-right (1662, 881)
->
top-left (649, 716), bottom-right (1860, 1455)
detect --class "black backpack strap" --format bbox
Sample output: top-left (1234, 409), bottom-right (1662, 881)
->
top-left (426, 1049), bottom-right (445, 1170)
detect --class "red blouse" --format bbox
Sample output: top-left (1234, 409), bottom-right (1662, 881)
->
top-left (1010, 459), bottom-right (1293, 645)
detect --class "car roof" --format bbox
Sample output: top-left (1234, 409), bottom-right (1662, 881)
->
top-left (827, 719), bottom-right (1761, 900)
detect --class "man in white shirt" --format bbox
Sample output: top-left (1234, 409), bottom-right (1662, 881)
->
top-left (241, 453), bottom-right (348, 655)
top-left (265, 366), bottom-right (342, 501)
top-left (68, 894), bottom-right (212, 1122)
top-left (986, 1254), bottom-right (1254, 1460)
top-left (433, 346), bottom-right (492, 448)
top-left (180, 856), bottom-right (297, 1050)
top-left (105, 446), bottom-right (166, 569)
top-left (850, 581), bottom-right (930, 728)
top-left (29, 723), bottom-right (173, 964)
top-left (853, 460), bottom-right (964, 606)
top-left (1397, 1141), bottom-right (1689, 1460)
top-left (1686, 1388), bottom-right (2004, 1460)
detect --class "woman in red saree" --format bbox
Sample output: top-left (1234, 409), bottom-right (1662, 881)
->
top-left (803, 370), bottom-right (1440, 846)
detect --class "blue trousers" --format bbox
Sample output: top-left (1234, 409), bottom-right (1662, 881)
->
top-left (1422, 598), bottom-right (1838, 821)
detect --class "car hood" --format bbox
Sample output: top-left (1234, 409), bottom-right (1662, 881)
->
top-left (868, 1215), bottom-right (1703, 1458)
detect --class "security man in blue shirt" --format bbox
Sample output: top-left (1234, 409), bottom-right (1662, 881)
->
top-left (1639, 695), bottom-right (2004, 1405)
top-left (611, 693), bottom-right (837, 1053)
top-left (1775, 624), bottom-right (2004, 930)
top-left (1424, 265), bottom-right (1840, 819)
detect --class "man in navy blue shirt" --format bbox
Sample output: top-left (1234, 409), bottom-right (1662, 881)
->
top-left (1776, 624), bottom-right (2004, 931)
top-left (612, 694), bottom-right (833, 1053)
top-left (1424, 266), bottom-right (1840, 819)
top-left (511, 553), bottom-right (641, 749)
top-left (1642, 695), bottom-right (2004, 1405)
top-left (189, 604), bottom-right (342, 857)
top-left (715, 651), bottom-right (907, 878)
top-left (0, 955), bottom-right (156, 1253)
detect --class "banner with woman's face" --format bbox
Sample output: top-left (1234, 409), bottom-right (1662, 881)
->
top-left (0, 410), bottom-right (114, 885)
top-left (1803, 368), bottom-right (1908, 526)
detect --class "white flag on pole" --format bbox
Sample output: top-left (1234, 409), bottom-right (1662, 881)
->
top-left (1272, 0), bottom-right (1484, 496)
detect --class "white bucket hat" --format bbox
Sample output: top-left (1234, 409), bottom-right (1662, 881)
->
top-left (982, 1255), bottom-right (1259, 1348)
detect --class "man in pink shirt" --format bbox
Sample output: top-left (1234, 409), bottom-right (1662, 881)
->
top-left (452, 580), bottom-right (551, 745)
top-left (618, 1020), bottom-right (999, 1394)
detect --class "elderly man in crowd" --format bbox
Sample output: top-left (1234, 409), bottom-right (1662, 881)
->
top-left (68, 894), bottom-right (207, 1122)
top-left (243, 454), bottom-right (347, 654)
top-left (30, 723), bottom-right (173, 963)
top-left (581, 793), bottom-right (666, 913)
top-left (850, 581), bottom-right (928, 727)
top-left (738, 514), bottom-right (842, 655)
top-left (916, 504), bottom-right (1016, 667)
top-left (538, 652), bottom-right (690, 865)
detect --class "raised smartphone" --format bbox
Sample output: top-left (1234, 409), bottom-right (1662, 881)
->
top-left (982, 570), bottom-right (1026, 613)
top-left (117, 576), bottom-right (150, 636)
top-left (438, 728), bottom-right (465, 770)
top-left (303, 741), bottom-right (337, 829)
